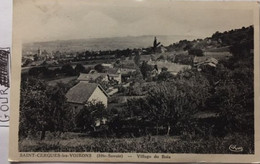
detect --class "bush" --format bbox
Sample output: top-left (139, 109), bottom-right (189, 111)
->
top-left (75, 101), bottom-right (108, 132)
top-left (188, 48), bottom-right (204, 56)
top-left (61, 64), bottom-right (75, 76)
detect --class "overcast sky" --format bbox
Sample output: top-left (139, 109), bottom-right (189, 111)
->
top-left (14, 0), bottom-right (254, 43)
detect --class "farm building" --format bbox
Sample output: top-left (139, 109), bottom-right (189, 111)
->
top-left (78, 68), bottom-right (122, 84)
top-left (66, 82), bottom-right (109, 113)
top-left (148, 61), bottom-right (191, 75)
top-left (119, 68), bottom-right (136, 74)
top-left (101, 63), bottom-right (113, 68)
top-left (106, 68), bottom-right (122, 84)
top-left (116, 59), bottom-right (136, 69)
top-left (77, 73), bottom-right (108, 82)
top-left (193, 56), bottom-right (218, 68)
top-left (140, 55), bottom-right (153, 63)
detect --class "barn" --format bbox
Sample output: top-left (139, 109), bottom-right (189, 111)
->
top-left (66, 82), bottom-right (109, 114)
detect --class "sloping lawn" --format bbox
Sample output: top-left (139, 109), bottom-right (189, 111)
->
top-left (19, 133), bottom-right (253, 154)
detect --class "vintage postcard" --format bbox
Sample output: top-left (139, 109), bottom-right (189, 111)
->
top-left (9, 0), bottom-right (260, 163)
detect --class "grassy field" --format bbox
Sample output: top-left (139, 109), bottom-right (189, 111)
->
top-left (19, 133), bottom-right (254, 154)
top-left (47, 76), bottom-right (77, 86)
top-left (204, 51), bottom-right (232, 60)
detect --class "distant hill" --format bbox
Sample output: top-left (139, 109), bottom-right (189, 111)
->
top-left (22, 35), bottom-right (196, 53)
top-left (166, 26), bottom-right (253, 52)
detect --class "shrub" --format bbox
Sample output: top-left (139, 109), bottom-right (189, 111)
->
top-left (188, 48), bottom-right (204, 56)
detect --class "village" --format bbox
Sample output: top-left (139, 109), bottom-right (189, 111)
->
top-left (19, 26), bottom-right (255, 153)
top-left (21, 35), bottom-right (233, 114)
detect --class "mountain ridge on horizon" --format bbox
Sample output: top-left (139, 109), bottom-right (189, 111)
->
top-left (25, 34), bottom-right (197, 44)
top-left (23, 35), bottom-right (198, 53)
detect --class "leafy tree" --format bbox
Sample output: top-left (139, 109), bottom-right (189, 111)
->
top-left (128, 82), bottom-right (143, 96)
top-left (61, 64), bottom-right (75, 76)
top-left (134, 54), bottom-right (140, 66)
top-left (157, 55), bottom-right (165, 61)
top-left (157, 71), bottom-right (174, 81)
top-left (188, 48), bottom-right (204, 56)
top-left (28, 67), bottom-right (49, 77)
top-left (153, 37), bottom-right (161, 53)
top-left (161, 67), bottom-right (168, 72)
top-left (94, 64), bottom-right (105, 73)
top-left (229, 40), bottom-right (253, 59)
top-left (33, 54), bottom-right (38, 61)
top-left (74, 64), bottom-right (85, 75)
top-left (19, 78), bottom-right (70, 140)
top-left (126, 75), bottom-right (211, 135)
top-left (140, 61), bottom-right (153, 80)
top-left (183, 42), bottom-right (192, 51)
top-left (209, 57), bottom-right (254, 135)
top-left (212, 31), bottom-right (221, 39)
top-left (75, 101), bottom-right (108, 132)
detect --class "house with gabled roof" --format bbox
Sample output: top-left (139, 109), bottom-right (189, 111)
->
top-left (193, 56), bottom-right (218, 69)
top-left (77, 68), bottom-right (122, 84)
top-left (148, 61), bottom-right (191, 76)
top-left (105, 68), bottom-right (121, 84)
top-left (66, 82), bottom-right (109, 113)
top-left (77, 73), bottom-right (108, 82)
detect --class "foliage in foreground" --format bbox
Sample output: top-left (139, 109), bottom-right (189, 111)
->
top-left (19, 26), bottom-right (254, 146)
top-left (19, 133), bottom-right (254, 154)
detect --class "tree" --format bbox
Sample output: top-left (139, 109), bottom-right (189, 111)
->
top-left (188, 48), bottom-right (204, 56)
top-left (61, 64), bottom-right (75, 76)
top-left (33, 54), bottom-right (39, 61)
top-left (126, 76), bottom-right (210, 135)
top-left (75, 101), bottom-right (108, 132)
top-left (134, 54), bottom-right (140, 66)
top-left (28, 67), bottom-right (48, 77)
top-left (157, 55), bottom-right (165, 61)
top-left (19, 78), bottom-right (70, 140)
top-left (140, 61), bottom-right (153, 80)
top-left (209, 56), bottom-right (254, 135)
top-left (161, 67), bottom-right (168, 72)
top-left (157, 71), bottom-right (174, 81)
top-left (128, 82), bottom-right (143, 96)
top-left (47, 82), bottom-right (72, 133)
top-left (94, 64), bottom-right (105, 73)
top-left (183, 42), bottom-right (192, 51)
top-left (229, 40), bottom-right (253, 59)
top-left (153, 37), bottom-right (161, 53)
top-left (74, 63), bottom-right (85, 75)
top-left (212, 31), bottom-right (221, 39)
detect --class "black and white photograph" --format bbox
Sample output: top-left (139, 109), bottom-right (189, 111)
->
top-left (9, 0), bottom-right (260, 162)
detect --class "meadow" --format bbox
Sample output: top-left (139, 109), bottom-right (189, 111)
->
top-left (19, 132), bottom-right (253, 154)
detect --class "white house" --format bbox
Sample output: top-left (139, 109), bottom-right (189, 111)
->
top-left (106, 68), bottom-right (122, 84)
top-left (66, 82), bottom-right (109, 114)
top-left (148, 61), bottom-right (191, 75)
top-left (193, 56), bottom-right (218, 68)
top-left (101, 63), bottom-right (113, 68)
top-left (77, 73), bottom-right (108, 82)
top-left (77, 68), bottom-right (122, 84)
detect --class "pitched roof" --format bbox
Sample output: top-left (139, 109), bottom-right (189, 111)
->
top-left (140, 55), bottom-right (152, 61)
top-left (148, 61), bottom-right (191, 74)
top-left (77, 73), bottom-right (107, 81)
top-left (106, 68), bottom-right (120, 74)
top-left (66, 82), bottom-right (108, 104)
top-left (193, 56), bottom-right (218, 66)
